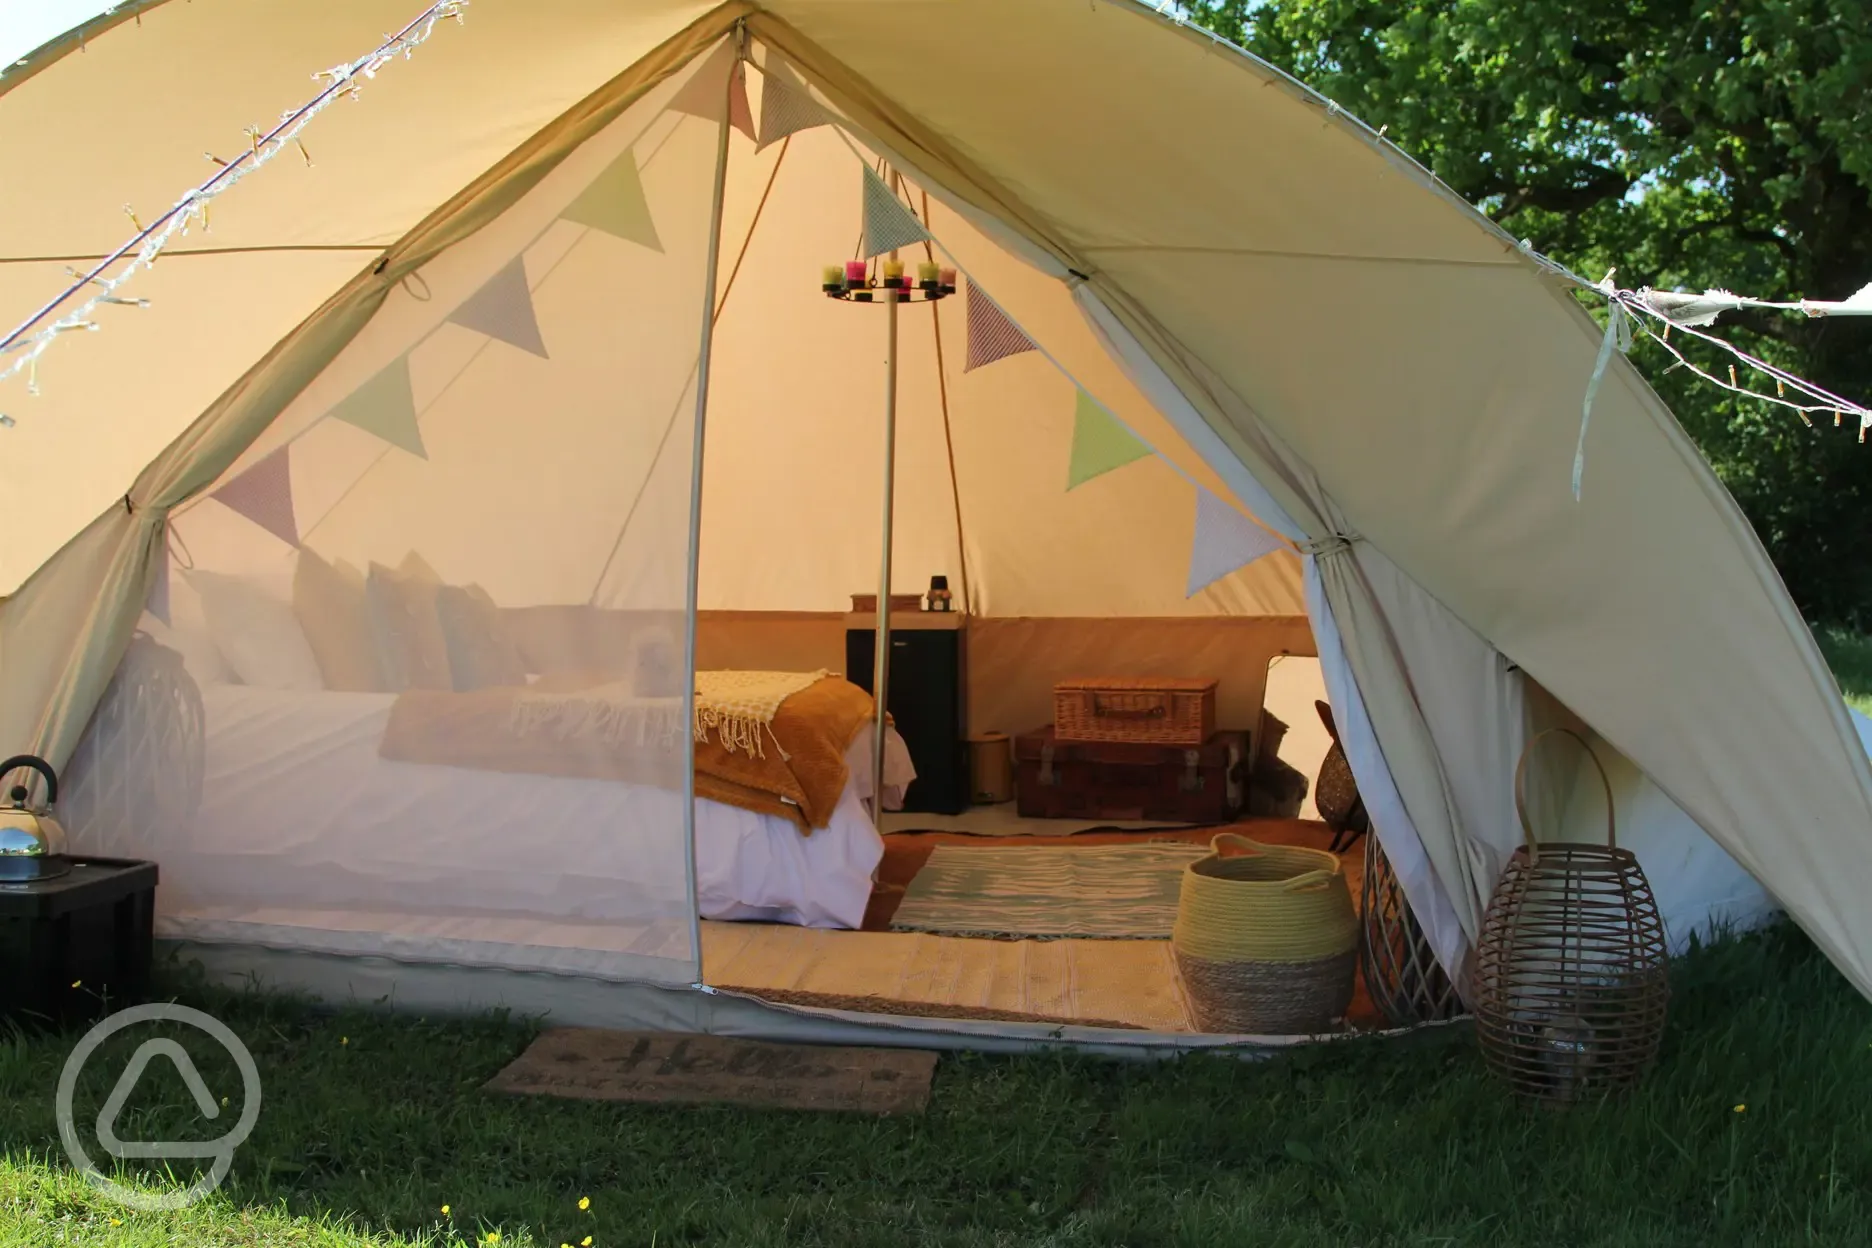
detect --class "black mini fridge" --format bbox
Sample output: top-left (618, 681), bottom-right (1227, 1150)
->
top-left (844, 615), bottom-right (969, 815)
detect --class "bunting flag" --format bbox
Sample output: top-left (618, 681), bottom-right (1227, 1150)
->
top-left (1186, 486), bottom-right (1284, 597)
top-left (146, 533), bottom-right (171, 624)
top-left (1066, 390), bottom-right (1152, 489)
top-left (668, 43), bottom-right (755, 142)
top-left (756, 60), bottom-right (831, 151)
top-left (447, 257), bottom-right (549, 359)
top-left (964, 281), bottom-right (1037, 372)
top-left (861, 166), bottom-right (929, 258)
top-left (327, 358), bottom-right (426, 458)
top-left (561, 149), bottom-right (663, 252)
top-left (212, 446), bottom-right (299, 548)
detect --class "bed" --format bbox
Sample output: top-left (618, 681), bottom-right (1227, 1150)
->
top-left (71, 607), bottom-right (915, 950)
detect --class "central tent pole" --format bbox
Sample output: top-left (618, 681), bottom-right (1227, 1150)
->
top-left (680, 29), bottom-right (739, 979)
top-left (871, 244), bottom-right (899, 823)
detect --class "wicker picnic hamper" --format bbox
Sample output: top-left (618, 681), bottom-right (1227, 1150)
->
top-left (1054, 676), bottom-right (1216, 746)
top-left (1471, 729), bottom-right (1669, 1104)
top-left (1172, 833), bottom-right (1358, 1034)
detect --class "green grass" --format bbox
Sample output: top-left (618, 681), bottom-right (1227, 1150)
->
top-left (1814, 626), bottom-right (1872, 715)
top-left (4, 926), bottom-right (1872, 1247)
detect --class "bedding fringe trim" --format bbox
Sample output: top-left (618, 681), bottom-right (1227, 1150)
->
top-left (506, 669), bottom-right (830, 759)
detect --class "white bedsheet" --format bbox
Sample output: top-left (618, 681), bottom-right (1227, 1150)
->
top-left (74, 683), bottom-right (913, 938)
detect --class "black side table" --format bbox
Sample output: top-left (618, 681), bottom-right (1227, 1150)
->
top-left (0, 857), bottom-right (157, 1031)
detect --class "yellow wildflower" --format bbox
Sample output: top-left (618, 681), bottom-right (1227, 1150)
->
top-left (71, 980), bottom-right (82, 989)
top-left (484, 1234), bottom-right (500, 1245)
top-left (582, 1238), bottom-right (593, 1247)
top-left (1733, 1104), bottom-right (1746, 1113)
top-left (341, 1036), bottom-right (349, 1046)
top-left (441, 1205), bottom-right (451, 1216)
top-left (578, 1197), bottom-right (591, 1211)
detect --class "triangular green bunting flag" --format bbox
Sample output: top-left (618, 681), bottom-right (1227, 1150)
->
top-left (561, 150), bottom-right (663, 252)
top-left (328, 358), bottom-right (426, 459)
top-left (861, 165), bottom-right (928, 258)
top-left (1066, 390), bottom-right (1151, 489)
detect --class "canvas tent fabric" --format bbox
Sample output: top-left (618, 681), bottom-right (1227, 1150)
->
top-left (0, 0), bottom-right (1864, 1032)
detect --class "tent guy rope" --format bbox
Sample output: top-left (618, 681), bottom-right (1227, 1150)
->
top-left (0, 0), bottom-right (471, 430)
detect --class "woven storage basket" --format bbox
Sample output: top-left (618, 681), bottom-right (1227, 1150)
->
top-left (1054, 677), bottom-right (1216, 746)
top-left (1359, 832), bottom-right (1464, 1027)
top-left (1471, 729), bottom-right (1669, 1104)
top-left (1172, 833), bottom-right (1358, 1034)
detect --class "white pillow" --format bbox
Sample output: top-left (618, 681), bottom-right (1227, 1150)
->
top-left (138, 615), bottom-right (237, 685)
top-left (185, 569), bottom-right (325, 691)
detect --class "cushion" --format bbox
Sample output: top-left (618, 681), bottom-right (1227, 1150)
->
top-left (366, 552), bottom-right (453, 691)
top-left (434, 583), bottom-right (528, 690)
top-left (293, 550), bottom-right (385, 692)
top-left (138, 616), bottom-right (236, 685)
top-left (185, 569), bottom-right (325, 690)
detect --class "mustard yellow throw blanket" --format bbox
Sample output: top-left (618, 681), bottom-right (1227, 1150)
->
top-left (378, 671), bottom-right (874, 833)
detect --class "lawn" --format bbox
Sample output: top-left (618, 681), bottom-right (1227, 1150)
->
top-left (5, 645), bottom-right (1872, 1247)
top-left (3, 924), bottom-right (1871, 1247)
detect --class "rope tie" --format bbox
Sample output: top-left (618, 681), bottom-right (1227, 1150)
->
top-left (1299, 530), bottom-right (1361, 559)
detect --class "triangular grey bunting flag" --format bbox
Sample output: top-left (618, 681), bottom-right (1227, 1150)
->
top-left (447, 257), bottom-right (549, 359)
top-left (1186, 486), bottom-right (1285, 596)
top-left (861, 166), bottom-right (929, 258)
top-left (757, 60), bottom-right (831, 151)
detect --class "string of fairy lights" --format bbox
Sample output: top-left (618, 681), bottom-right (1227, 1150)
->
top-left (1525, 244), bottom-right (1872, 493)
top-left (0, 0), bottom-right (470, 428)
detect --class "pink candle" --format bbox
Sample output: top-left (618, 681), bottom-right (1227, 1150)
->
top-left (844, 260), bottom-right (868, 284)
top-left (939, 266), bottom-right (957, 288)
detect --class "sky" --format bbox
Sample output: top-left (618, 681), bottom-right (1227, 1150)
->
top-left (0, 0), bottom-right (114, 71)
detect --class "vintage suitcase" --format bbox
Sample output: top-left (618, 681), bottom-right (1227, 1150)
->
top-left (1013, 727), bottom-right (1249, 823)
top-left (1053, 676), bottom-right (1217, 746)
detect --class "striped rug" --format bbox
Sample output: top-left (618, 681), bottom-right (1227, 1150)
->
top-left (888, 842), bottom-right (1208, 939)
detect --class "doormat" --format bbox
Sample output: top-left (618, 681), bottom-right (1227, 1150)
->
top-left (483, 1029), bottom-right (938, 1115)
top-left (889, 841), bottom-right (1209, 939)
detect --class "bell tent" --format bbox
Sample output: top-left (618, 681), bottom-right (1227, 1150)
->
top-left (1, 0), bottom-right (1869, 1050)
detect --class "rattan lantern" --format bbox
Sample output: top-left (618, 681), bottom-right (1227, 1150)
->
top-left (1358, 833), bottom-right (1464, 1027)
top-left (1471, 729), bottom-right (1669, 1104)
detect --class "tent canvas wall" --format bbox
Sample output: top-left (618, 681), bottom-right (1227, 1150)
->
top-left (0, 0), bottom-right (1866, 1049)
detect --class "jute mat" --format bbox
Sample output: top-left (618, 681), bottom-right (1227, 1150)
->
top-left (889, 842), bottom-right (1209, 939)
top-left (702, 922), bottom-right (1194, 1033)
top-left (484, 1028), bottom-right (937, 1115)
top-left (714, 985), bottom-right (1145, 1030)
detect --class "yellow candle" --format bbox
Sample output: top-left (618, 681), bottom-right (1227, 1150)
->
top-left (821, 264), bottom-right (842, 285)
top-left (917, 261), bottom-right (940, 283)
top-left (882, 258), bottom-right (905, 280)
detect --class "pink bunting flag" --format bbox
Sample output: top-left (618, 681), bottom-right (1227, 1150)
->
top-left (1186, 486), bottom-right (1284, 597)
top-left (963, 281), bottom-right (1037, 372)
top-left (448, 257), bottom-right (549, 359)
top-left (212, 446), bottom-right (299, 548)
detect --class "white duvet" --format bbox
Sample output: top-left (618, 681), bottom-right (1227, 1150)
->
top-left (74, 682), bottom-right (914, 947)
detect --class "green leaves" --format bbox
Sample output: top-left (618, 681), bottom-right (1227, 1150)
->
top-left (1189, 0), bottom-right (1872, 624)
